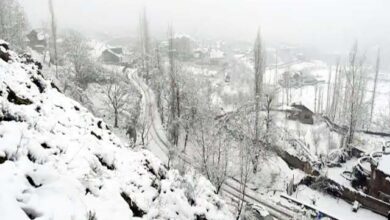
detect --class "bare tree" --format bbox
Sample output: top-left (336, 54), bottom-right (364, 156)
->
top-left (62, 30), bottom-right (99, 89)
top-left (194, 118), bottom-right (229, 193)
top-left (326, 66), bottom-right (332, 114)
top-left (264, 92), bottom-right (276, 150)
top-left (252, 29), bottom-right (266, 173)
top-left (48, 0), bottom-right (58, 77)
top-left (314, 84), bottom-right (318, 113)
top-left (104, 74), bottom-right (130, 128)
top-left (138, 9), bottom-right (151, 82)
top-left (343, 42), bottom-right (367, 147)
top-left (234, 112), bottom-right (254, 219)
top-left (369, 48), bottom-right (380, 128)
top-left (329, 59), bottom-right (342, 121)
top-left (167, 26), bottom-right (180, 147)
top-left (151, 43), bottom-right (166, 124)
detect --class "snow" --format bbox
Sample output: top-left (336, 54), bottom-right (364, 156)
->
top-left (88, 40), bottom-right (109, 59)
top-left (210, 49), bottom-right (224, 59)
top-left (0, 42), bottom-right (233, 219)
top-left (248, 154), bottom-right (305, 193)
top-left (291, 185), bottom-right (386, 220)
top-left (326, 158), bottom-right (359, 187)
top-left (0, 39), bottom-right (8, 45)
top-left (377, 154), bottom-right (390, 176)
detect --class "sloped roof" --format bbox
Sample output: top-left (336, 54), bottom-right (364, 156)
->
top-left (291, 103), bottom-right (313, 114)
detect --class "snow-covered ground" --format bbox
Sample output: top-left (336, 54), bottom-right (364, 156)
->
top-left (0, 42), bottom-right (233, 219)
top-left (292, 185), bottom-right (386, 220)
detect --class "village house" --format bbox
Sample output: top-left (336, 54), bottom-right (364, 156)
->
top-left (26, 29), bottom-right (48, 53)
top-left (193, 48), bottom-right (208, 59)
top-left (100, 47), bottom-right (124, 64)
top-left (369, 154), bottom-right (390, 203)
top-left (171, 34), bottom-right (195, 60)
top-left (209, 48), bottom-right (225, 65)
top-left (286, 103), bottom-right (314, 124)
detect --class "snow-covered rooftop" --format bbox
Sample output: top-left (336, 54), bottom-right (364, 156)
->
top-left (377, 154), bottom-right (390, 176)
top-left (210, 49), bottom-right (224, 59)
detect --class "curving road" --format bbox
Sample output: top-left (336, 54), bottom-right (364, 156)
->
top-left (128, 69), bottom-right (297, 220)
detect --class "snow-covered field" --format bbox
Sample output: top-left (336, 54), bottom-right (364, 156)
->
top-left (0, 42), bottom-right (233, 219)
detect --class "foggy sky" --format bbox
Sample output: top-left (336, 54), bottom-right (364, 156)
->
top-left (19, 0), bottom-right (390, 54)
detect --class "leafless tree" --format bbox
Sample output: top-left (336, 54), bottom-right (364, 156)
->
top-left (151, 44), bottom-right (166, 124)
top-left (234, 112), bottom-right (254, 219)
top-left (264, 92), bottom-right (276, 150)
top-left (314, 84), bottom-right (318, 113)
top-left (48, 0), bottom-right (58, 77)
top-left (369, 48), bottom-right (380, 128)
top-left (326, 66), bottom-right (332, 114)
top-left (329, 59), bottom-right (342, 121)
top-left (139, 9), bottom-right (151, 81)
top-left (104, 74), bottom-right (130, 128)
top-left (343, 42), bottom-right (367, 147)
top-left (62, 30), bottom-right (99, 89)
top-left (252, 29), bottom-right (266, 173)
top-left (167, 26), bottom-right (180, 147)
top-left (195, 119), bottom-right (229, 193)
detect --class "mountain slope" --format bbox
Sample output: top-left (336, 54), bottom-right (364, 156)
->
top-left (0, 40), bottom-right (233, 220)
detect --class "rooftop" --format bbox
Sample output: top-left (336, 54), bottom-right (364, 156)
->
top-left (377, 154), bottom-right (390, 176)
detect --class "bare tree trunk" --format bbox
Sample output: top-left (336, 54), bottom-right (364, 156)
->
top-left (168, 26), bottom-right (179, 147)
top-left (183, 129), bottom-right (189, 152)
top-left (369, 49), bottom-right (380, 129)
top-left (274, 49), bottom-right (278, 85)
top-left (236, 138), bottom-right (251, 219)
top-left (331, 61), bottom-right (341, 121)
top-left (314, 84), bottom-right (318, 113)
top-left (252, 29), bottom-right (265, 173)
top-left (139, 9), bottom-right (150, 81)
top-left (48, 0), bottom-right (58, 77)
top-left (264, 94), bottom-right (273, 150)
top-left (344, 42), bottom-right (366, 147)
top-left (326, 66), bottom-right (332, 115)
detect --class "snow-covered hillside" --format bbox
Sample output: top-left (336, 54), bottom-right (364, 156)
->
top-left (0, 41), bottom-right (233, 220)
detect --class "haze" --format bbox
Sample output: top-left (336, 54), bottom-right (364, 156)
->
top-left (19, 0), bottom-right (390, 64)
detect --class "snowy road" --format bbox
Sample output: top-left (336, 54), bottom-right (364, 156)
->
top-left (127, 69), bottom-right (297, 220)
top-left (128, 70), bottom-right (170, 164)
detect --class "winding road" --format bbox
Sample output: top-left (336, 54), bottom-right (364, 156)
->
top-left (127, 69), bottom-right (298, 220)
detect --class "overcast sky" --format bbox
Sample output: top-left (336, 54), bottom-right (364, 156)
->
top-left (18, 0), bottom-right (390, 56)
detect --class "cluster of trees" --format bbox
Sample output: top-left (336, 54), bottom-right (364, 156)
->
top-left (135, 12), bottom-right (276, 216)
top-left (325, 43), bottom-right (381, 147)
top-left (0, 0), bottom-right (28, 51)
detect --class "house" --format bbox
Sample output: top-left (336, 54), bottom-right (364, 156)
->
top-left (209, 48), bottom-right (225, 65)
top-left (171, 34), bottom-right (195, 60)
top-left (26, 30), bottom-right (47, 53)
top-left (286, 103), bottom-right (314, 124)
top-left (101, 47), bottom-right (124, 64)
top-left (369, 154), bottom-right (390, 203)
top-left (193, 48), bottom-right (208, 59)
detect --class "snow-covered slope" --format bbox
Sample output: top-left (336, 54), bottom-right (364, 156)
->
top-left (0, 41), bottom-right (233, 220)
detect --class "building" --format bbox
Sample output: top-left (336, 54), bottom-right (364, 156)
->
top-left (26, 30), bottom-right (48, 53)
top-left (286, 103), bottom-right (314, 124)
top-left (171, 34), bottom-right (195, 60)
top-left (101, 48), bottom-right (124, 64)
top-left (369, 154), bottom-right (390, 203)
top-left (209, 48), bottom-right (225, 65)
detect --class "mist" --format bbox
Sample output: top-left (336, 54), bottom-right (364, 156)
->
top-left (19, 0), bottom-right (390, 55)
